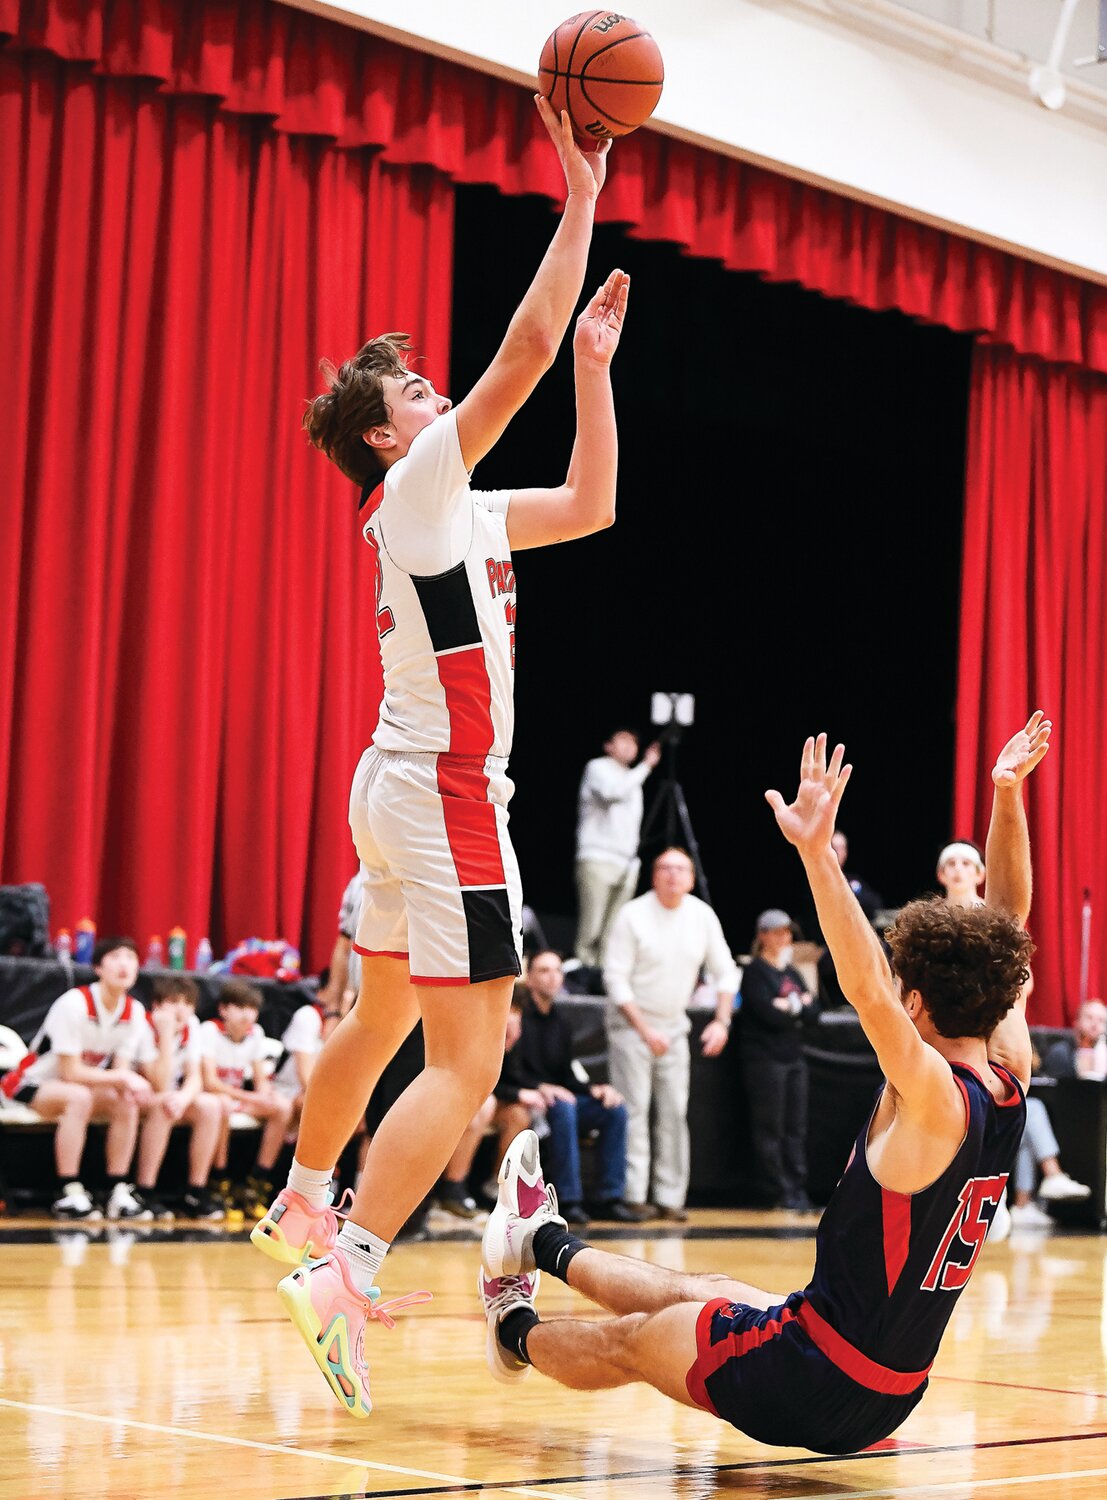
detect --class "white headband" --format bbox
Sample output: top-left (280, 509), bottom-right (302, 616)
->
top-left (937, 841), bottom-right (985, 877)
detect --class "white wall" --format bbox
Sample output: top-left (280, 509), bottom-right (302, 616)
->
top-left (281, 0), bottom-right (1107, 284)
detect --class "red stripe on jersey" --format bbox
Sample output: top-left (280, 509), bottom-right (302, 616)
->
top-left (796, 1300), bottom-right (932, 1395)
top-left (438, 647), bottom-right (494, 757)
top-left (685, 1297), bottom-right (798, 1414)
top-left (957, 1060), bottom-right (1023, 1107)
top-left (81, 986), bottom-right (96, 1019)
top-left (881, 1188), bottom-right (912, 1296)
top-left (436, 756), bottom-right (505, 888)
top-left (1, 1051), bottom-right (38, 1098)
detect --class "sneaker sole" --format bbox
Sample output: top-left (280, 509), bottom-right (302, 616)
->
top-left (251, 1214), bottom-right (332, 1267)
top-left (477, 1267), bottom-right (532, 1385)
top-left (483, 1130), bottom-right (541, 1279)
top-left (277, 1269), bottom-right (372, 1419)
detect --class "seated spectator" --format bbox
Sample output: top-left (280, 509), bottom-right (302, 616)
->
top-left (739, 910), bottom-right (816, 1212)
top-left (512, 950), bottom-right (636, 1225)
top-left (133, 976), bottom-right (225, 1220)
top-left (1, 937), bottom-right (152, 1221)
top-left (270, 995), bottom-right (325, 1125)
top-left (435, 1096), bottom-right (498, 1219)
top-left (1041, 998), bottom-right (1107, 1081)
top-left (199, 980), bottom-right (294, 1218)
top-left (1009, 1092), bottom-right (1090, 1227)
top-left (937, 840), bottom-right (986, 908)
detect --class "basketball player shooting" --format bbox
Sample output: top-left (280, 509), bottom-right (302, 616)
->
top-left (249, 97), bottom-right (630, 1418)
top-left (480, 714), bottom-right (1050, 1454)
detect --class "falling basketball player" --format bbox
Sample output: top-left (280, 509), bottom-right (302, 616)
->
top-left (481, 714), bottom-right (1051, 1454)
top-left (248, 98), bottom-right (629, 1417)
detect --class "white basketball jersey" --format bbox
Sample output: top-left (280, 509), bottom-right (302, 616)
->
top-left (362, 412), bottom-right (516, 758)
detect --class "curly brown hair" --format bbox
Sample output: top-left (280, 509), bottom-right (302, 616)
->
top-left (885, 896), bottom-right (1033, 1040)
top-left (302, 333), bottom-right (413, 487)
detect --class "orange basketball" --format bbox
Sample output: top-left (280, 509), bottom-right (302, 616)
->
top-left (538, 12), bottom-right (664, 149)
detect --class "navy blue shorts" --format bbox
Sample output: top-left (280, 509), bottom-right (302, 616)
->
top-left (685, 1293), bottom-right (928, 1454)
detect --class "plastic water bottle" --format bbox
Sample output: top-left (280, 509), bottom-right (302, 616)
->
top-left (144, 935), bottom-right (164, 968)
top-left (55, 928), bottom-right (73, 961)
top-left (194, 937), bottom-right (213, 973)
top-left (74, 918), bottom-right (96, 965)
top-left (167, 927), bottom-right (187, 971)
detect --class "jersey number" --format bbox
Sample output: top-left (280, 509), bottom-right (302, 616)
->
top-left (921, 1174), bottom-right (1009, 1292)
top-left (364, 530), bottom-right (396, 639)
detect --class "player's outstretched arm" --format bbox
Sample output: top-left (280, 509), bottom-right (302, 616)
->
top-left (765, 736), bottom-right (951, 1111)
top-left (984, 712), bottom-right (1051, 1088)
top-left (507, 269), bottom-right (628, 549)
top-left (453, 98), bottom-right (609, 472)
top-left (984, 711), bottom-right (1051, 928)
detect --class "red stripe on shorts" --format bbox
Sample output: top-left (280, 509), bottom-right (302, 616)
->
top-left (352, 945), bottom-right (408, 960)
top-left (436, 756), bottom-right (505, 889)
top-left (796, 1301), bottom-right (931, 1395)
top-left (685, 1297), bottom-right (797, 1414)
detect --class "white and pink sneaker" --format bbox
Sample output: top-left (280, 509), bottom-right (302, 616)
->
top-left (478, 1267), bottom-right (540, 1383)
top-left (481, 1129), bottom-right (566, 1279)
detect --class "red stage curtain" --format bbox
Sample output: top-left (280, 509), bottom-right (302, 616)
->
top-left (2, 0), bottom-right (1105, 374)
top-left (955, 346), bottom-right (1107, 1024)
top-left (0, 43), bottom-right (453, 966)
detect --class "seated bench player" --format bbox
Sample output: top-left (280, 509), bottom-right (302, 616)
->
top-left (269, 994), bottom-right (325, 1129)
top-left (1, 936), bottom-right (153, 1220)
top-left (199, 980), bottom-right (294, 1218)
top-left (133, 976), bottom-right (226, 1220)
top-left (478, 714), bottom-right (1048, 1455)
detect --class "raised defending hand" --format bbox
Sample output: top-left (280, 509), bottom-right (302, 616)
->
top-left (535, 94), bottom-right (610, 198)
top-left (574, 269), bottom-right (630, 366)
top-left (764, 734), bottom-right (852, 858)
top-left (992, 711), bottom-right (1052, 787)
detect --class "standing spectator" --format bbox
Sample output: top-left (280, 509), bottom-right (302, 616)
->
top-left (816, 830), bottom-right (885, 1008)
top-left (937, 840), bottom-right (986, 908)
top-left (512, 950), bottom-right (634, 1225)
top-left (575, 729), bottom-right (661, 966)
top-left (200, 981), bottom-right (294, 1217)
top-left (1, 937), bottom-right (152, 1220)
top-left (1041, 998), bottom-right (1107, 1080)
top-left (134, 976), bottom-right (225, 1220)
top-left (739, 909), bottom-right (817, 1211)
top-left (604, 848), bottom-right (738, 1221)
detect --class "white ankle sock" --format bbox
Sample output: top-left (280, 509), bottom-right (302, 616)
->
top-left (287, 1158), bottom-right (334, 1209)
top-left (337, 1221), bottom-right (390, 1293)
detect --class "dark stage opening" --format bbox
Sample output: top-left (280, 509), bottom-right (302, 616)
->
top-left (451, 184), bottom-right (973, 949)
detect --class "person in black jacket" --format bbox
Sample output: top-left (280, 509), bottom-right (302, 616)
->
top-left (508, 951), bottom-right (636, 1225)
top-left (740, 909), bottom-right (817, 1210)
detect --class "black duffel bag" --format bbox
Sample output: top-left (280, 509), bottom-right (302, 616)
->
top-left (0, 883), bottom-right (52, 957)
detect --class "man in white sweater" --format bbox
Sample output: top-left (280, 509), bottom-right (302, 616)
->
top-left (575, 729), bottom-right (661, 966)
top-left (603, 848), bottom-right (738, 1219)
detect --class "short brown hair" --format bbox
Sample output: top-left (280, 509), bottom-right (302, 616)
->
top-left (151, 975), bottom-right (199, 1007)
top-left (885, 896), bottom-right (1033, 1040)
top-left (302, 334), bottom-right (413, 487)
top-left (217, 979), bottom-right (263, 1012)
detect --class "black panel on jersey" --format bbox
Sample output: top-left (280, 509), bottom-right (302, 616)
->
top-left (411, 563), bottom-right (481, 653)
top-left (462, 888), bottom-right (521, 983)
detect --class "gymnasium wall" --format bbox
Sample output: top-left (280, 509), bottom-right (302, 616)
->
top-left (280, 0), bottom-right (1107, 282)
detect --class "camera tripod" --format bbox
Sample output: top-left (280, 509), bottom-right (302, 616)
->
top-left (638, 734), bottom-right (713, 907)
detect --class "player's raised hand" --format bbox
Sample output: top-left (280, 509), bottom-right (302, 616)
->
top-left (992, 711), bottom-right (1052, 787)
top-left (574, 270), bottom-right (629, 365)
top-left (765, 734), bottom-right (852, 857)
top-left (535, 95), bottom-right (611, 197)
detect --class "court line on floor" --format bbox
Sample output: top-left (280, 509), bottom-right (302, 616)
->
top-left (766, 1466), bottom-right (1107, 1499)
top-left (932, 1374), bottom-right (1107, 1401)
top-left (318, 1429), bottom-right (1107, 1498)
top-left (0, 1397), bottom-right (581, 1500)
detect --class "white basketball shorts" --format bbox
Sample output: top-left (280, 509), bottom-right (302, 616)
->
top-left (348, 746), bottom-right (523, 986)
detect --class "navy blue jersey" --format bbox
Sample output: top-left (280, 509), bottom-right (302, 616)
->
top-left (803, 1061), bottom-right (1026, 1374)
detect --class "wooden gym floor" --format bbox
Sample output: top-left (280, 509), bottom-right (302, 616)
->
top-left (1, 1209), bottom-right (1105, 1499)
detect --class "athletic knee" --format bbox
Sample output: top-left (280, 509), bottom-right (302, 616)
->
top-left (63, 1087), bottom-right (94, 1121)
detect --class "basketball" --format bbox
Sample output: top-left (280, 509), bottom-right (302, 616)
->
top-left (539, 12), bottom-right (664, 148)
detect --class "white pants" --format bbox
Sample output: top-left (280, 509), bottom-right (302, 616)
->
top-left (606, 1024), bottom-right (690, 1209)
top-left (575, 857), bottom-right (639, 966)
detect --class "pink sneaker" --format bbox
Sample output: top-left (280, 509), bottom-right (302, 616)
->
top-left (478, 1267), bottom-right (540, 1384)
top-left (482, 1128), bottom-right (565, 1278)
top-left (250, 1187), bottom-right (351, 1266)
top-left (277, 1250), bottom-right (431, 1419)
